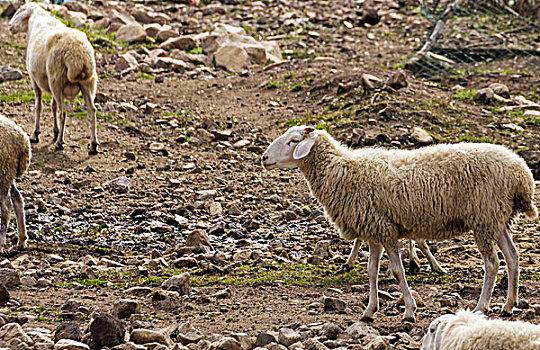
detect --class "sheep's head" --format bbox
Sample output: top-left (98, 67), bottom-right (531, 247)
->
top-left (8, 3), bottom-right (42, 34)
top-left (261, 125), bottom-right (316, 170)
top-left (420, 314), bottom-right (453, 350)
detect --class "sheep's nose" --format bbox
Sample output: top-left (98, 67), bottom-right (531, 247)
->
top-left (261, 155), bottom-right (268, 162)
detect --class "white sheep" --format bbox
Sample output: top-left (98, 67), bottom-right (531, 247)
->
top-left (0, 115), bottom-right (31, 253)
top-left (8, 2), bottom-right (99, 154)
top-left (261, 125), bottom-right (537, 322)
top-left (421, 309), bottom-right (540, 350)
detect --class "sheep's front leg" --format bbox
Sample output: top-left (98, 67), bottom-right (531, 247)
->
top-left (30, 81), bottom-right (42, 143)
top-left (497, 226), bottom-right (518, 314)
top-left (10, 182), bottom-right (27, 250)
top-left (386, 243), bottom-right (417, 322)
top-left (474, 240), bottom-right (499, 313)
top-left (80, 83), bottom-right (99, 155)
top-left (417, 239), bottom-right (446, 274)
top-left (343, 239), bottom-right (362, 271)
top-left (0, 194), bottom-right (9, 253)
top-left (361, 241), bottom-right (383, 322)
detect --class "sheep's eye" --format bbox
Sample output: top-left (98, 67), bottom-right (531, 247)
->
top-left (287, 139), bottom-right (300, 146)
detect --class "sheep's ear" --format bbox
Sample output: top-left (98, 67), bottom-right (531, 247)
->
top-left (304, 126), bottom-right (315, 134)
top-left (293, 138), bottom-right (315, 159)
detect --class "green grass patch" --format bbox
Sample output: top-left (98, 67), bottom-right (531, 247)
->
top-left (266, 81), bottom-right (280, 89)
top-left (453, 89), bottom-right (477, 100)
top-left (187, 47), bottom-right (204, 55)
top-left (138, 73), bottom-right (154, 79)
top-left (0, 90), bottom-right (36, 104)
top-left (458, 135), bottom-right (494, 143)
top-left (290, 83), bottom-right (304, 92)
top-left (284, 72), bottom-right (294, 79)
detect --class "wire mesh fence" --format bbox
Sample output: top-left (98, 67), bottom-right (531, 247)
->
top-left (406, 0), bottom-right (540, 77)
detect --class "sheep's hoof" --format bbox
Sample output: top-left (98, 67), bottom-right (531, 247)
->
top-left (433, 267), bottom-right (447, 274)
top-left (360, 314), bottom-right (374, 322)
top-left (30, 133), bottom-right (40, 143)
top-left (88, 142), bottom-right (100, 155)
top-left (338, 265), bottom-right (353, 274)
top-left (54, 143), bottom-right (64, 151)
top-left (409, 260), bottom-right (421, 274)
top-left (402, 315), bottom-right (416, 323)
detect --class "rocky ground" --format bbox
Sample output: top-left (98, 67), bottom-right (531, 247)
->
top-left (0, 0), bottom-right (539, 349)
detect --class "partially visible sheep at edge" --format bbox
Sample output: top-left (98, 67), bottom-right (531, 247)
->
top-left (346, 237), bottom-right (446, 274)
top-left (0, 115), bottom-right (31, 253)
top-left (421, 309), bottom-right (540, 350)
top-left (8, 2), bottom-right (99, 154)
top-left (261, 125), bottom-right (537, 322)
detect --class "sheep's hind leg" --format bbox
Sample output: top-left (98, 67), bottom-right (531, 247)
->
top-left (409, 240), bottom-right (421, 273)
top-left (497, 226), bottom-right (519, 315)
top-left (52, 90), bottom-right (65, 151)
top-left (361, 241), bottom-right (383, 322)
top-left (417, 239), bottom-right (446, 274)
top-left (387, 243), bottom-right (417, 322)
top-left (10, 182), bottom-right (27, 250)
top-left (473, 238), bottom-right (499, 314)
top-left (30, 82), bottom-right (42, 143)
top-left (343, 239), bottom-right (362, 271)
top-left (81, 83), bottom-right (99, 155)
top-left (0, 193), bottom-right (9, 253)
top-left (51, 97), bottom-right (59, 142)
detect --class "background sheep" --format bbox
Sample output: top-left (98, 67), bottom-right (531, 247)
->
top-left (261, 125), bottom-right (537, 322)
top-left (421, 309), bottom-right (540, 350)
top-left (0, 115), bottom-right (31, 253)
top-left (8, 2), bottom-right (99, 154)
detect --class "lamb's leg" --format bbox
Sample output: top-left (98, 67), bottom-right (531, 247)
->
top-left (417, 239), bottom-right (446, 274)
top-left (80, 83), bottom-right (99, 155)
top-left (409, 240), bottom-right (421, 273)
top-left (10, 182), bottom-right (27, 250)
top-left (497, 226), bottom-right (519, 314)
top-left (361, 241), bottom-right (383, 322)
top-left (474, 241), bottom-right (499, 313)
top-left (30, 81), bottom-right (42, 143)
top-left (344, 239), bottom-right (362, 271)
top-left (0, 193), bottom-right (9, 254)
top-left (386, 243), bottom-right (417, 322)
top-left (51, 97), bottom-right (59, 142)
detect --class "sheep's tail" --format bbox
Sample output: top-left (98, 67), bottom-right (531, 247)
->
top-left (513, 164), bottom-right (537, 220)
top-left (67, 60), bottom-right (93, 83)
top-left (46, 32), bottom-right (95, 83)
top-left (16, 138), bottom-right (31, 179)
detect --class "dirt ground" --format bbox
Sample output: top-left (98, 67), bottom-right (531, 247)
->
top-left (0, 0), bottom-right (539, 347)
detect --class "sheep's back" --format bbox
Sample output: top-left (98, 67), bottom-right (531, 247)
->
top-left (377, 143), bottom-right (533, 239)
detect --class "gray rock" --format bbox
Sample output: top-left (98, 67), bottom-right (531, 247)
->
top-left (230, 333), bottom-right (253, 350)
top-left (124, 287), bottom-right (152, 297)
top-left (89, 313), bottom-right (125, 348)
top-left (319, 322), bottom-right (343, 340)
top-left (473, 88), bottom-right (494, 103)
top-left (409, 127), bottom-right (433, 145)
top-left (345, 322), bottom-right (380, 339)
top-left (160, 36), bottom-right (196, 51)
top-left (278, 328), bottom-right (302, 347)
top-left (0, 284), bottom-right (9, 305)
top-left (177, 322), bottom-right (203, 345)
top-left (212, 288), bottom-right (231, 299)
top-left (115, 53), bottom-right (139, 72)
top-left (104, 176), bottom-right (132, 193)
top-left (116, 23), bottom-right (147, 43)
top-left (303, 338), bottom-right (327, 350)
top-left (0, 269), bottom-right (19, 288)
top-left (113, 299), bottom-right (140, 319)
top-left (214, 45), bottom-right (250, 72)
top-left (209, 337), bottom-right (242, 350)
top-left (153, 57), bottom-right (189, 73)
top-left (157, 28), bottom-right (179, 42)
top-left (186, 230), bottom-right (212, 250)
top-left (361, 73), bottom-right (383, 91)
top-left (54, 339), bottom-right (89, 350)
top-left (488, 83), bottom-right (510, 98)
top-left (130, 329), bottom-right (168, 345)
top-left (151, 290), bottom-right (181, 310)
top-left (0, 323), bottom-right (32, 346)
top-left (54, 321), bottom-right (82, 342)
top-left (0, 70), bottom-right (23, 83)
top-left (323, 297), bottom-right (347, 312)
top-left (386, 70), bottom-right (408, 89)
top-left (161, 273), bottom-right (192, 295)
top-left (255, 333), bottom-right (277, 348)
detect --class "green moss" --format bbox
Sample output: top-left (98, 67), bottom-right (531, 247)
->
top-left (187, 47), bottom-right (204, 55)
top-left (138, 73), bottom-right (154, 79)
top-left (453, 89), bottom-right (477, 100)
top-left (266, 81), bottom-right (279, 89)
top-left (458, 135), bottom-right (494, 143)
top-left (290, 84), bottom-right (304, 92)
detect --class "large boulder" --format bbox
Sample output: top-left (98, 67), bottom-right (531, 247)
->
top-left (116, 23), bottom-right (147, 43)
top-left (89, 313), bottom-right (125, 348)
